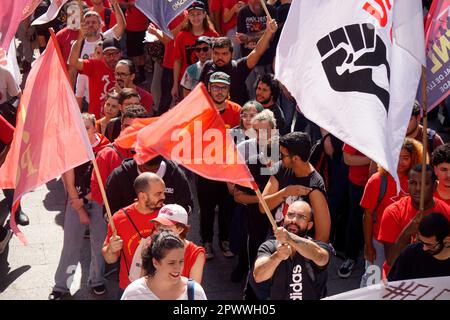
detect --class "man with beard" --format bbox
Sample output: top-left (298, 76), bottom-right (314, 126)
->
top-left (114, 59), bottom-right (154, 114)
top-left (378, 164), bottom-right (450, 273)
top-left (406, 102), bottom-right (443, 156)
top-left (432, 144), bottom-right (450, 205)
top-left (254, 73), bottom-right (286, 133)
top-left (197, 72), bottom-right (240, 260)
top-left (253, 201), bottom-right (331, 300)
top-left (388, 212), bottom-right (450, 281)
top-left (199, 17), bottom-right (278, 106)
top-left (102, 172), bottom-right (166, 297)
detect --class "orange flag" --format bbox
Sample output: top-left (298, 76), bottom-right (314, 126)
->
top-left (0, 32), bottom-right (94, 244)
top-left (115, 117), bottom-right (160, 149)
top-left (135, 83), bottom-right (257, 190)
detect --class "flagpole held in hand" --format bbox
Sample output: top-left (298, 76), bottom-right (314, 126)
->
top-left (254, 187), bottom-right (277, 231)
top-left (259, 0), bottom-right (272, 20)
top-left (49, 28), bottom-right (117, 235)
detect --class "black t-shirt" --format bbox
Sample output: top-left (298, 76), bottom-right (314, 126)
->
top-left (272, 162), bottom-right (327, 223)
top-left (388, 243), bottom-right (450, 281)
top-left (199, 58), bottom-right (251, 106)
top-left (257, 238), bottom-right (330, 300)
top-left (266, 103), bottom-right (285, 131)
top-left (236, 5), bottom-right (277, 66)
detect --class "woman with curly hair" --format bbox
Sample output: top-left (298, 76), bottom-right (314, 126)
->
top-left (359, 137), bottom-right (424, 287)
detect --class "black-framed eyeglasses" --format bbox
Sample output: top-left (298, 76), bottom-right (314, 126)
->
top-left (195, 47), bottom-right (210, 53)
top-left (280, 152), bottom-right (291, 159)
top-left (286, 211), bottom-right (309, 222)
top-left (114, 72), bottom-right (130, 78)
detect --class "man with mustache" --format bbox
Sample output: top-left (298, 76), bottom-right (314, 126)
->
top-left (102, 172), bottom-right (166, 298)
top-left (253, 200), bottom-right (331, 300)
top-left (388, 212), bottom-right (450, 281)
top-left (114, 59), bottom-right (154, 114)
top-left (199, 17), bottom-right (278, 106)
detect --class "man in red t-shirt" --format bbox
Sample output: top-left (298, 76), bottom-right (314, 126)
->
top-left (70, 35), bottom-right (122, 119)
top-left (102, 172), bottom-right (166, 296)
top-left (338, 144), bottom-right (371, 279)
top-left (207, 71), bottom-right (241, 128)
top-left (90, 0), bottom-right (117, 32)
top-left (114, 59), bottom-right (154, 114)
top-left (378, 164), bottom-right (450, 275)
top-left (196, 71), bottom-right (240, 260)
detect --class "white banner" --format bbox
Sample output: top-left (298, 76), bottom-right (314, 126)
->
top-left (275, 0), bottom-right (425, 189)
top-left (324, 276), bottom-right (450, 300)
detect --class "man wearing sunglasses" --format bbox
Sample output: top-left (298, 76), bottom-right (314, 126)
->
top-left (180, 36), bottom-right (212, 98)
top-left (388, 212), bottom-right (450, 281)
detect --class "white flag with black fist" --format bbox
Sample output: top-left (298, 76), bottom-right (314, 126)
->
top-left (275, 0), bottom-right (425, 190)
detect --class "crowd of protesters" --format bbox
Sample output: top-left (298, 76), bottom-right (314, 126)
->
top-left (1, 0), bottom-right (450, 301)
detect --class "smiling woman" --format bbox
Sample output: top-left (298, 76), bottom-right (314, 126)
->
top-left (121, 231), bottom-right (208, 300)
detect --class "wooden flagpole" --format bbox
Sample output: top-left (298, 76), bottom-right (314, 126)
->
top-left (49, 27), bottom-right (117, 235)
top-left (254, 188), bottom-right (278, 231)
top-left (419, 66), bottom-right (428, 217)
top-left (259, 0), bottom-right (272, 20)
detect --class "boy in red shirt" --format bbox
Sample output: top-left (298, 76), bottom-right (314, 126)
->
top-left (378, 164), bottom-right (450, 275)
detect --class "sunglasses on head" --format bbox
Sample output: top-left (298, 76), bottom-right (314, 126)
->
top-left (195, 46), bottom-right (210, 53)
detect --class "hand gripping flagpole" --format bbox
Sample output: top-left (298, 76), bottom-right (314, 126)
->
top-left (252, 182), bottom-right (278, 231)
top-left (49, 28), bottom-right (117, 235)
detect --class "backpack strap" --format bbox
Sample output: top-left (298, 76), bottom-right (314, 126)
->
top-left (107, 143), bottom-right (125, 161)
top-left (372, 174), bottom-right (388, 224)
top-left (187, 279), bottom-right (195, 300)
top-left (122, 209), bottom-right (143, 238)
top-left (104, 8), bottom-right (111, 30)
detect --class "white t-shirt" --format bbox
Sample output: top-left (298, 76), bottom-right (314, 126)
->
top-left (0, 66), bottom-right (20, 104)
top-left (73, 28), bottom-right (119, 100)
top-left (121, 277), bottom-right (207, 300)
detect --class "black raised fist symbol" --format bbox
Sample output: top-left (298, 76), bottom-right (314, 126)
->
top-left (317, 23), bottom-right (390, 112)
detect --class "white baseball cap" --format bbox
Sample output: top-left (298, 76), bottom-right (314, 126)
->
top-left (151, 204), bottom-right (188, 226)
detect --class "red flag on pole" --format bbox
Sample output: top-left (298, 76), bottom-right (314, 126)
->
top-left (0, 32), bottom-right (94, 244)
top-left (135, 83), bottom-right (257, 190)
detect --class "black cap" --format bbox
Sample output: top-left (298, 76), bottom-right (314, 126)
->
top-left (188, 1), bottom-right (206, 11)
top-left (102, 38), bottom-right (121, 52)
top-left (195, 36), bottom-right (211, 47)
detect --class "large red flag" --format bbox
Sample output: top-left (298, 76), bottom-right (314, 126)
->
top-left (0, 32), bottom-right (94, 243)
top-left (0, 0), bottom-right (42, 50)
top-left (115, 117), bottom-right (160, 149)
top-left (135, 83), bottom-right (257, 190)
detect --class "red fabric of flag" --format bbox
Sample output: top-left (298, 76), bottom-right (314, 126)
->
top-left (115, 117), bottom-right (160, 149)
top-left (0, 33), bottom-right (94, 243)
top-left (135, 83), bottom-right (256, 190)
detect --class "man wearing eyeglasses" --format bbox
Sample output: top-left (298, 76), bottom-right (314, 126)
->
top-left (114, 59), bottom-right (154, 114)
top-left (388, 212), bottom-right (450, 281)
top-left (70, 36), bottom-right (123, 119)
top-left (253, 200), bottom-right (331, 300)
top-left (378, 164), bottom-right (450, 275)
top-left (197, 71), bottom-right (241, 260)
top-left (180, 36), bottom-right (213, 98)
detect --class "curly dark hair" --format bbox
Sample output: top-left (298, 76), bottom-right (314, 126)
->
top-left (431, 143), bottom-right (450, 167)
top-left (141, 230), bottom-right (184, 277)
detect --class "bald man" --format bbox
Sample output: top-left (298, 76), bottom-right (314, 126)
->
top-left (253, 200), bottom-right (331, 300)
top-left (102, 172), bottom-right (166, 296)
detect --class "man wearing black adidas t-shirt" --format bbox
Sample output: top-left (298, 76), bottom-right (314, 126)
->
top-left (261, 132), bottom-right (331, 242)
top-left (253, 200), bottom-right (330, 300)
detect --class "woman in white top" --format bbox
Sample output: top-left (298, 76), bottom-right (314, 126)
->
top-left (121, 230), bottom-right (207, 300)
